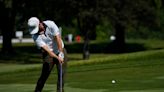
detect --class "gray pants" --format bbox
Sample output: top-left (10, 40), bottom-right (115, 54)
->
top-left (34, 48), bottom-right (67, 92)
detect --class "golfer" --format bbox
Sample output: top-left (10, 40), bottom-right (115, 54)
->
top-left (28, 17), bottom-right (67, 92)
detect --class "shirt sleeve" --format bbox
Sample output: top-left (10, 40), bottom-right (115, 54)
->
top-left (33, 35), bottom-right (46, 49)
top-left (48, 21), bottom-right (60, 36)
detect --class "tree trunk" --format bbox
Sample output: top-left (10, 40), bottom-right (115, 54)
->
top-left (2, 14), bottom-right (14, 54)
top-left (77, 15), bottom-right (90, 60)
top-left (113, 23), bottom-right (125, 53)
top-left (83, 34), bottom-right (90, 60)
top-left (1, 1), bottom-right (16, 54)
top-left (0, 2), bottom-right (13, 54)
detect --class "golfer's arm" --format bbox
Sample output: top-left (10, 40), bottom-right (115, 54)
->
top-left (55, 35), bottom-right (63, 52)
top-left (41, 45), bottom-right (58, 59)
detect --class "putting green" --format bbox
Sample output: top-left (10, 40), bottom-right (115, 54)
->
top-left (0, 84), bottom-right (106, 92)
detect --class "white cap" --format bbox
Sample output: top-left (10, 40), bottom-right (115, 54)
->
top-left (28, 17), bottom-right (40, 34)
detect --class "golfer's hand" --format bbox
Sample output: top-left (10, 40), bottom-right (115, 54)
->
top-left (58, 57), bottom-right (64, 64)
top-left (58, 52), bottom-right (64, 64)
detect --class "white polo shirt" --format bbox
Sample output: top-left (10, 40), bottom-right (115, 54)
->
top-left (32, 20), bottom-right (64, 54)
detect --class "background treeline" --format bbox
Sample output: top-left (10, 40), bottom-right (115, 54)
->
top-left (0, 0), bottom-right (164, 55)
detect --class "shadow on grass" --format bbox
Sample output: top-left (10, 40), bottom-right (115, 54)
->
top-left (0, 45), bottom-right (41, 64)
top-left (65, 41), bottom-right (148, 54)
top-left (0, 41), bottom-right (163, 63)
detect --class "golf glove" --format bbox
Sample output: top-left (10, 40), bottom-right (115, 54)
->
top-left (58, 52), bottom-right (64, 59)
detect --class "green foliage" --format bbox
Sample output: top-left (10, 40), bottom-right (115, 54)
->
top-left (126, 26), bottom-right (164, 39)
top-left (1, 39), bottom-right (164, 63)
top-left (96, 19), bottom-right (114, 40)
top-left (159, 9), bottom-right (164, 31)
top-left (1, 0), bottom-right (164, 56)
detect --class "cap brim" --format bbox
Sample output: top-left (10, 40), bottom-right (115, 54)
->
top-left (29, 26), bottom-right (39, 34)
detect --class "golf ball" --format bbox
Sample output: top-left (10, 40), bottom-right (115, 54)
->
top-left (110, 35), bottom-right (116, 41)
top-left (112, 80), bottom-right (116, 83)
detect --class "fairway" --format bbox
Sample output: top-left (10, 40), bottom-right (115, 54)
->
top-left (0, 84), bottom-right (105, 92)
top-left (0, 40), bottom-right (164, 92)
top-left (0, 83), bottom-right (164, 92)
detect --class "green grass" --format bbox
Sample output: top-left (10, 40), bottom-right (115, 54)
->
top-left (66, 50), bottom-right (164, 92)
top-left (0, 84), bottom-right (105, 92)
top-left (0, 49), bottom-right (164, 92)
top-left (0, 39), bottom-right (164, 92)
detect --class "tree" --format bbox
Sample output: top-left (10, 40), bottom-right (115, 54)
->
top-left (154, 0), bottom-right (162, 28)
top-left (69, 0), bottom-right (99, 59)
top-left (98, 0), bottom-right (157, 52)
top-left (0, 0), bottom-right (17, 54)
top-left (0, 0), bottom-right (158, 57)
top-left (54, 0), bottom-right (158, 55)
top-left (77, 13), bottom-right (98, 59)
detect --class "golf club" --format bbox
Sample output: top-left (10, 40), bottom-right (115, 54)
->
top-left (60, 63), bottom-right (62, 92)
top-left (59, 52), bottom-right (64, 92)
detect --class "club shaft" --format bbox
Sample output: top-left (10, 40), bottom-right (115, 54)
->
top-left (60, 64), bottom-right (62, 92)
